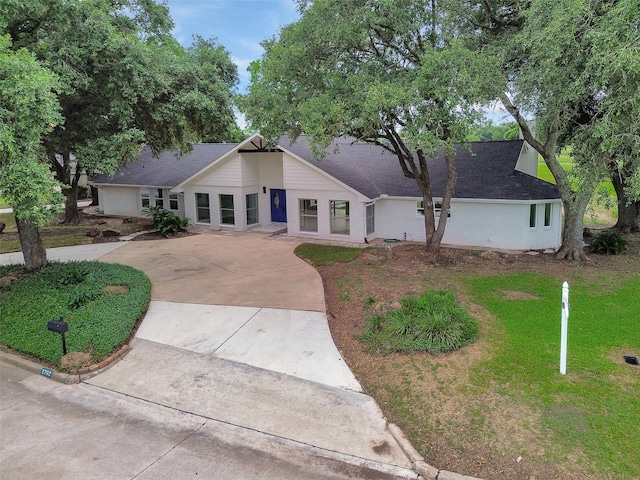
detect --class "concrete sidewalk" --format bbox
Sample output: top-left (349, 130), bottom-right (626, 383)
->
top-left (0, 241), bottom-right (129, 265)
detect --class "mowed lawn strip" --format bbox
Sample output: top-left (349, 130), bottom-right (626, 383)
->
top-left (0, 261), bottom-right (151, 367)
top-left (465, 272), bottom-right (640, 478)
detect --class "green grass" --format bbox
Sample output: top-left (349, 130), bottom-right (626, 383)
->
top-left (537, 150), bottom-right (574, 184)
top-left (0, 196), bottom-right (9, 208)
top-left (537, 152), bottom-right (617, 223)
top-left (294, 243), bottom-right (366, 266)
top-left (360, 289), bottom-right (478, 353)
top-left (0, 212), bottom-right (97, 253)
top-left (0, 261), bottom-right (151, 367)
top-left (0, 234), bottom-right (94, 254)
top-left (465, 273), bottom-right (640, 477)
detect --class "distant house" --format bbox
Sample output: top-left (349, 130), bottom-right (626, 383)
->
top-left (91, 133), bottom-right (562, 251)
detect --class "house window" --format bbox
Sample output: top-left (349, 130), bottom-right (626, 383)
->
top-left (330, 200), bottom-right (350, 235)
top-left (220, 194), bottom-right (235, 225)
top-left (154, 189), bottom-right (164, 208)
top-left (418, 200), bottom-right (450, 217)
top-left (366, 203), bottom-right (375, 235)
top-left (195, 193), bottom-right (210, 223)
top-left (169, 192), bottom-right (179, 211)
top-left (246, 193), bottom-right (259, 225)
top-left (140, 188), bottom-right (150, 208)
top-left (434, 201), bottom-right (450, 218)
top-left (299, 199), bottom-right (318, 232)
top-left (544, 203), bottom-right (552, 227)
top-left (530, 204), bottom-right (537, 228)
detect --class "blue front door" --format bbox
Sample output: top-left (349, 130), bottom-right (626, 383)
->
top-left (270, 189), bottom-right (287, 222)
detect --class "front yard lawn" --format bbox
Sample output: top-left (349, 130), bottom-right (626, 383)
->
top-left (466, 273), bottom-right (640, 479)
top-left (305, 239), bottom-right (640, 480)
top-left (0, 261), bottom-right (151, 367)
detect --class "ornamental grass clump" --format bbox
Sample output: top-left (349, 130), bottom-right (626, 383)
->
top-left (360, 289), bottom-right (477, 354)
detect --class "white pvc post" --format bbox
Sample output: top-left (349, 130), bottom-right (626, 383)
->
top-left (560, 281), bottom-right (569, 375)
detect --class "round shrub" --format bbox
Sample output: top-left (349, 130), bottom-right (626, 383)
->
top-left (360, 289), bottom-right (478, 354)
top-left (589, 229), bottom-right (628, 255)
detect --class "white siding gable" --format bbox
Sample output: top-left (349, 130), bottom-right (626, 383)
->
top-left (514, 142), bottom-right (538, 177)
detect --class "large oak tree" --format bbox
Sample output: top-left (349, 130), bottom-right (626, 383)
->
top-left (240, 0), bottom-right (498, 253)
top-left (3, 0), bottom-right (239, 224)
top-left (473, 0), bottom-right (639, 259)
top-left (0, 35), bottom-right (63, 270)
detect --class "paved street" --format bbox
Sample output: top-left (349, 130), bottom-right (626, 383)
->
top-left (0, 360), bottom-right (413, 479)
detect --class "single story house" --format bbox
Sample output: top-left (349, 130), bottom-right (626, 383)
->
top-left (91, 133), bottom-right (562, 251)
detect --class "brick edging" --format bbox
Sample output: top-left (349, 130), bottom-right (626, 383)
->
top-left (0, 341), bottom-right (134, 384)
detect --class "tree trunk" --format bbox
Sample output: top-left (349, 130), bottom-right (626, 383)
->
top-left (555, 193), bottom-right (591, 261)
top-left (612, 170), bottom-right (640, 232)
top-left (16, 216), bottom-right (47, 271)
top-left (90, 185), bottom-right (99, 206)
top-left (429, 150), bottom-right (456, 253)
top-left (63, 153), bottom-right (81, 224)
top-left (50, 150), bottom-right (80, 224)
top-left (64, 178), bottom-right (80, 224)
top-left (413, 154), bottom-right (439, 254)
top-left (422, 190), bottom-right (438, 253)
top-left (501, 96), bottom-right (597, 261)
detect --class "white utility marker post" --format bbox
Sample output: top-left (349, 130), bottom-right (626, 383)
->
top-left (560, 281), bottom-right (569, 375)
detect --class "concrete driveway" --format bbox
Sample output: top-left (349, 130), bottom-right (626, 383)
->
top-left (1, 231), bottom-right (419, 477)
top-left (98, 232), bottom-right (325, 311)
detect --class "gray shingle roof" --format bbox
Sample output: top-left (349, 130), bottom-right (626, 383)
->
top-left (92, 136), bottom-right (560, 201)
top-left (283, 136), bottom-right (560, 201)
top-left (91, 143), bottom-right (237, 187)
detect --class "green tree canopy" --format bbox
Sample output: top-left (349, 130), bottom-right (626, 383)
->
top-left (240, 0), bottom-right (499, 252)
top-left (2, 0), bottom-right (240, 223)
top-left (0, 34), bottom-right (63, 269)
top-left (473, 0), bottom-right (639, 257)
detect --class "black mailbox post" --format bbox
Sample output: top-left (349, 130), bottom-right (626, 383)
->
top-left (47, 317), bottom-right (68, 355)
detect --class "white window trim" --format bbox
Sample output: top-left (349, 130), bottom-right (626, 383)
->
top-left (299, 198), bottom-right (319, 233)
top-left (529, 203), bottom-right (537, 229)
top-left (168, 192), bottom-right (179, 211)
top-left (246, 193), bottom-right (259, 225)
top-left (543, 202), bottom-right (552, 228)
top-left (330, 199), bottom-right (350, 235)
top-left (219, 194), bottom-right (235, 226)
top-left (195, 192), bottom-right (211, 224)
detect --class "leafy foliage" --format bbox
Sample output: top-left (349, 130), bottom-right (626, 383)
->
top-left (360, 290), bottom-right (478, 354)
top-left (589, 229), bottom-right (628, 255)
top-left (0, 261), bottom-right (151, 367)
top-left (0, 34), bottom-right (63, 226)
top-left (40, 260), bottom-right (90, 287)
top-left (240, 0), bottom-right (500, 253)
top-left (473, 0), bottom-right (640, 258)
top-left (2, 0), bottom-right (240, 224)
top-left (142, 206), bottom-right (189, 237)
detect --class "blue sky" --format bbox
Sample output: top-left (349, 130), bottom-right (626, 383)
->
top-left (165, 0), bottom-right (300, 94)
